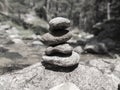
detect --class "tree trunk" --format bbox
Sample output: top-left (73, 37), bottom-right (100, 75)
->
top-left (107, 2), bottom-right (111, 20)
top-left (44, 0), bottom-right (50, 21)
top-left (18, 10), bottom-right (21, 20)
top-left (4, 0), bottom-right (9, 15)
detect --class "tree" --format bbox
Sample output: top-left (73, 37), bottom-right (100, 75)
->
top-left (110, 0), bottom-right (120, 19)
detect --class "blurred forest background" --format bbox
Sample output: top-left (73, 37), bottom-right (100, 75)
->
top-left (0, 0), bottom-right (120, 33)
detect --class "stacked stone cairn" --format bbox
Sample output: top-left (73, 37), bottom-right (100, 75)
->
top-left (41, 17), bottom-right (80, 67)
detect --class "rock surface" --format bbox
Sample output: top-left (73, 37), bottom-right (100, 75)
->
top-left (0, 59), bottom-right (119, 90)
top-left (45, 44), bottom-right (73, 55)
top-left (42, 51), bottom-right (80, 67)
top-left (49, 17), bottom-right (70, 31)
top-left (41, 32), bottom-right (72, 46)
top-left (49, 82), bottom-right (80, 90)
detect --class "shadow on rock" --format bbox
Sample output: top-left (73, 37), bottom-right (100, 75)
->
top-left (42, 61), bottom-right (78, 72)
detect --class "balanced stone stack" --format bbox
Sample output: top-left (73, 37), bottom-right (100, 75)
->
top-left (41, 17), bottom-right (80, 67)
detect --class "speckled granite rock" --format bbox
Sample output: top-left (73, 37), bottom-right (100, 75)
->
top-left (49, 82), bottom-right (80, 90)
top-left (45, 44), bottom-right (73, 55)
top-left (42, 51), bottom-right (80, 67)
top-left (41, 32), bottom-right (72, 46)
top-left (49, 17), bottom-right (70, 31)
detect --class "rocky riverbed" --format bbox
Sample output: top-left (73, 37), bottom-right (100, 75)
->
top-left (0, 21), bottom-right (46, 74)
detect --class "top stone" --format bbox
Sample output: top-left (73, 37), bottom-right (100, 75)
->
top-left (49, 17), bottom-right (71, 31)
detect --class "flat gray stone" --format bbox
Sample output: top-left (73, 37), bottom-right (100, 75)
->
top-left (41, 32), bottom-right (72, 46)
top-left (49, 17), bottom-right (70, 31)
top-left (45, 44), bottom-right (73, 55)
top-left (42, 51), bottom-right (80, 67)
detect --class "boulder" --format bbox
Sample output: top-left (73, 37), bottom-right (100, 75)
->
top-left (0, 30), bottom-right (10, 45)
top-left (4, 51), bottom-right (23, 60)
top-left (45, 44), bottom-right (73, 55)
top-left (101, 38), bottom-right (115, 50)
top-left (9, 34), bottom-right (21, 39)
top-left (67, 39), bottom-right (77, 45)
top-left (12, 39), bottom-right (24, 44)
top-left (6, 27), bottom-right (19, 35)
top-left (49, 17), bottom-right (70, 31)
top-left (0, 25), bottom-right (11, 30)
top-left (0, 57), bottom-right (14, 67)
top-left (77, 39), bottom-right (87, 46)
top-left (84, 40), bottom-right (108, 54)
top-left (32, 40), bottom-right (44, 46)
top-left (0, 46), bottom-right (9, 53)
top-left (91, 22), bottom-right (103, 36)
top-left (42, 51), bottom-right (80, 67)
top-left (41, 32), bottom-right (72, 46)
top-left (74, 46), bottom-right (83, 54)
top-left (95, 19), bottom-right (120, 41)
top-left (49, 82), bottom-right (80, 90)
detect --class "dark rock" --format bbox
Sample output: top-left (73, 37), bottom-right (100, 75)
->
top-left (95, 19), bottom-right (120, 41)
top-left (84, 40), bottom-right (108, 54)
top-left (77, 39), bottom-right (87, 46)
top-left (0, 46), bottom-right (9, 53)
top-left (101, 38), bottom-right (116, 51)
top-left (50, 30), bottom-right (69, 36)
top-left (91, 22), bottom-right (103, 36)
top-left (118, 84), bottom-right (120, 90)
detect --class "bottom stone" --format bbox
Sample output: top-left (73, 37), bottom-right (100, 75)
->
top-left (42, 51), bottom-right (80, 67)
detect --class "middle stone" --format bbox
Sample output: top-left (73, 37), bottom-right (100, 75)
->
top-left (45, 44), bottom-right (73, 55)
